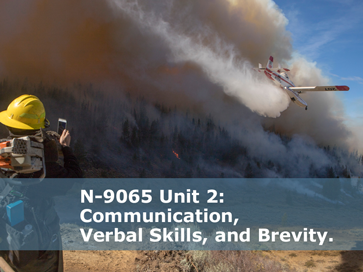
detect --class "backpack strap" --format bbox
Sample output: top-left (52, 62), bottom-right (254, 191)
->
top-left (0, 184), bottom-right (13, 202)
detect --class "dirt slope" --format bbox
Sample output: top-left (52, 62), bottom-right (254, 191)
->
top-left (64, 250), bottom-right (363, 272)
top-left (63, 251), bottom-right (137, 272)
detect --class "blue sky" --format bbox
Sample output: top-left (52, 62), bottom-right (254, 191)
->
top-left (273, 0), bottom-right (363, 122)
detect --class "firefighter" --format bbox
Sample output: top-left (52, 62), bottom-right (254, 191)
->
top-left (0, 94), bottom-right (82, 272)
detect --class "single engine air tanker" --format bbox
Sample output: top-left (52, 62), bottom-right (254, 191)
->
top-left (256, 56), bottom-right (349, 110)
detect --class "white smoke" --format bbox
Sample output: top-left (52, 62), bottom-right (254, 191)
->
top-left (0, 0), bottom-right (359, 158)
top-left (109, 0), bottom-right (290, 117)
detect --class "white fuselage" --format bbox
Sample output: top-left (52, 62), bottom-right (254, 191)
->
top-left (263, 68), bottom-right (308, 109)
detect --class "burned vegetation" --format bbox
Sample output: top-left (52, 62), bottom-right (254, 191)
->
top-left (0, 79), bottom-right (362, 182)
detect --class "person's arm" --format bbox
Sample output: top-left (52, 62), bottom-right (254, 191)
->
top-left (45, 129), bottom-right (82, 178)
top-left (60, 145), bottom-right (83, 178)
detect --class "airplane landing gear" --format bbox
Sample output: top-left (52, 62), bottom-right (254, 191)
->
top-left (305, 106), bottom-right (308, 110)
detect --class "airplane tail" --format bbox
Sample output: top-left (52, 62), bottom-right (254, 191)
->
top-left (267, 56), bottom-right (273, 69)
top-left (254, 56), bottom-right (279, 72)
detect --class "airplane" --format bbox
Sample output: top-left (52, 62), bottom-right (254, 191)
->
top-left (255, 56), bottom-right (349, 110)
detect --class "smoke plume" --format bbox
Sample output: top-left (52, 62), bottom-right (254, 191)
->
top-left (0, 0), bottom-right (359, 166)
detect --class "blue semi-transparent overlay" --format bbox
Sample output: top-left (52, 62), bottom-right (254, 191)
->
top-left (1, 178), bottom-right (363, 250)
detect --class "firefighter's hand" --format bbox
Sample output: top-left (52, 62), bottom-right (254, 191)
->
top-left (60, 129), bottom-right (71, 147)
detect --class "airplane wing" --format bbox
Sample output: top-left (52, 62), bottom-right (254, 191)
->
top-left (289, 86), bottom-right (349, 92)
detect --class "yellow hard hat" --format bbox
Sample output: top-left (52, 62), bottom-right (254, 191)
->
top-left (0, 94), bottom-right (50, 130)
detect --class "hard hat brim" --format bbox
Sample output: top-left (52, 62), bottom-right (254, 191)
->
top-left (0, 110), bottom-right (46, 130)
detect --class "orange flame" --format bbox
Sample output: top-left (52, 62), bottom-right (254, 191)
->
top-left (172, 150), bottom-right (180, 159)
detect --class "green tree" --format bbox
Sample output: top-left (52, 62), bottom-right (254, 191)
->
top-left (122, 119), bottom-right (130, 142)
top-left (341, 166), bottom-right (350, 178)
top-left (244, 163), bottom-right (254, 178)
top-left (139, 168), bottom-right (146, 178)
top-left (327, 167), bottom-right (335, 178)
top-left (131, 127), bottom-right (139, 147)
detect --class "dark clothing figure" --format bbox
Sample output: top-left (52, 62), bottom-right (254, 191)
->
top-left (26, 131), bottom-right (83, 197)
top-left (0, 130), bottom-right (82, 272)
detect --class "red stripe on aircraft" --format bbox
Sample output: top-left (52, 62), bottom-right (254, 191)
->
top-left (264, 70), bottom-right (273, 80)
